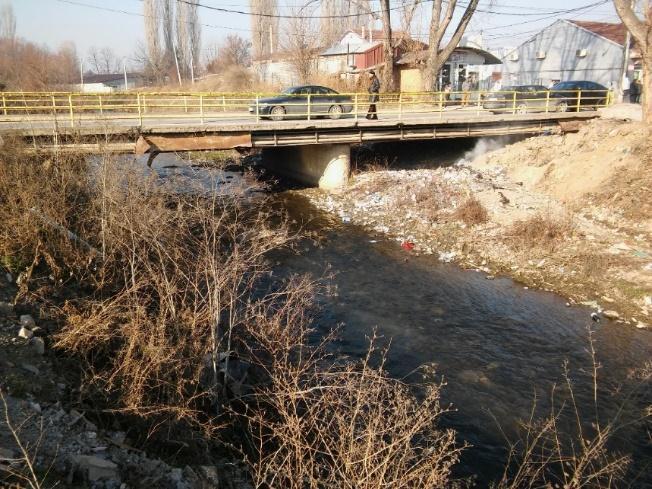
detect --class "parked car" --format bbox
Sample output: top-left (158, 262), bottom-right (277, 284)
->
top-left (549, 81), bottom-right (609, 112)
top-left (483, 85), bottom-right (549, 114)
top-left (248, 85), bottom-right (354, 121)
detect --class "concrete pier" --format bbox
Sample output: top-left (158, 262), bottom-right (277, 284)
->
top-left (262, 144), bottom-right (351, 190)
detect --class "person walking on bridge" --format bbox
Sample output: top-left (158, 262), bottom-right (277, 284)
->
top-left (366, 70), bottom-right (380, 120)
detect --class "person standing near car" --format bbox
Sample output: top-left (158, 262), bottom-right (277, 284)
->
top-left (366, 70), bottom-right (380, 120)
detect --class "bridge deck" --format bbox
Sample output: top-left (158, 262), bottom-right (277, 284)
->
top-left (0, 110), bottom-right (596, 154)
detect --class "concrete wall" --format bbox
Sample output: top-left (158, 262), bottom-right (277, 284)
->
top-left (502, 20), bottom-right (623, 87)
top-left (262, 144), bottom-right (351, 190)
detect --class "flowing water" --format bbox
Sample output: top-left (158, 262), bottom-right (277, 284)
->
top-left (146, 152), bottom-right (652, 486)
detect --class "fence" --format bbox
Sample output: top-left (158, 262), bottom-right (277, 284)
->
top-left (0, 89), bottom-right (613, 128)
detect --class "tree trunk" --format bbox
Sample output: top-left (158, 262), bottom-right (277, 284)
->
top-left (380, 0), bottom-right (395, 91)
top-left (642, 52), bottom-right (652, 121)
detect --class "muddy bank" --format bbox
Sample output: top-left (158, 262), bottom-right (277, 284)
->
top-left (301, 118), bottom-right (652, 327)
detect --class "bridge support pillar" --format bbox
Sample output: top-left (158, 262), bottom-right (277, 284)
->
top-left (262, 144), bottom-right (350, 190)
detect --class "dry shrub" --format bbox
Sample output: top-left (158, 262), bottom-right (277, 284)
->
top-left (0, 136), bottom-right (96, 280)
top-left (54, 156), bottom-right (294, 431)
top-left (454, 196), bottom-right (489, 226)
top-left (243, 335), bottom-right (462, 488)
top-left (509, 213), bottom-right (574, 252)
top-left (495, 332), bottom-right (650, 489)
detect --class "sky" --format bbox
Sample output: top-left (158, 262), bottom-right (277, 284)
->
top-left (9, 0), bottom-right (622, 66)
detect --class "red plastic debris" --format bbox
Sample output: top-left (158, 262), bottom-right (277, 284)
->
top-left (401, 241), bottom-right (415, 251)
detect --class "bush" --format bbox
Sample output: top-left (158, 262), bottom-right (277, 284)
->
top-left (454, 196), bottom-right (489, 225)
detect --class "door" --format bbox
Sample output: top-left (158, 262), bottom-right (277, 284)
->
top-left (287, 86), bottom-right (310, 116)
top-left (310, 86), bottom-right (331, 114)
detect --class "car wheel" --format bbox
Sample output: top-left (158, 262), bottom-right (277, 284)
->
top-left (270, 106), bottom-right (286, 121)
top-left (556, 101), bottom-right (569, 113)
top-left (516, 103), bottom-right (528, 114)
top-left (328, 105), bottom-right (343, 120)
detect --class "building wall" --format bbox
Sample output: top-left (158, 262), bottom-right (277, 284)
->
top-left (501, 20), bottom-right (624, 87)
top-left (254, 60), bottom-right (303, 87)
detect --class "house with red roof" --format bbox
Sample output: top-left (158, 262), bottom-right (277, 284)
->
top-left (501, 19), bottom-right (641, 90)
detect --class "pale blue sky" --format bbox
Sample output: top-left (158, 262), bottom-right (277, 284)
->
top-left (9, 0), bottom-right (621, 65)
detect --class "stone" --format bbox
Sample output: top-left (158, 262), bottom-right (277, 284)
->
top-left (19, 315), bottom-right (35, 329)
top-left (602, 310), bottom-right (620, 320)
top-left (5, 273), bottom-right (13, 283)
top-left (74, 455), bottom-right (119, 482)
top-left (31, 337), bottom-right (45, 355)
top-left (18, 326), bottom-right (33, 339)
top-left (29, 402), bottom-right (41, 414)
top-left (0, 301), bottom-right (13, 316)
top-left (20, 363), bottom-right (40, 375)
top-left (636, 322), bottom-right (648, 329)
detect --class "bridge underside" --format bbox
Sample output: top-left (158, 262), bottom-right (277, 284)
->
top-left (2, 113), bottom-right (593, 189)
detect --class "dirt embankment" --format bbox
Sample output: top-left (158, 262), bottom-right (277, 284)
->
top-left (302, 118), bottom-right (652, 327)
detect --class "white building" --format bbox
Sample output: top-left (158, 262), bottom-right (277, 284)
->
top-left (75, 73), bottom-right (144, 93)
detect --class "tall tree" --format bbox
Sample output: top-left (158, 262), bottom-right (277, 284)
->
top-left (0, 2), bottom-right (16, 41)
top-left (423, 0), bottom-right (479, 90)
top-left (175, 0), bottom-right (201, 80)
top-left (613, 0), bottom-right (651, 121)
top-left (283, 4), bottom-right (318, 83)
top-left (380, 0), bottom-right (395, 91)
top-left (250, 0), bottom-right (279, 60)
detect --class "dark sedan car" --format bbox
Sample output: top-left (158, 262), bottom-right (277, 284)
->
top-left (549, 81), bottom-right (609, 112)
top-left (249, 85), bottom-right (353, 121)
top-left (483, 85), bottom-right (549, 114)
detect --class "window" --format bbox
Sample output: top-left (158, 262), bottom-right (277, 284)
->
top-left (576, 49), bottom-right (588, 57)
top-left (535, 51), bottom-right (546, 59)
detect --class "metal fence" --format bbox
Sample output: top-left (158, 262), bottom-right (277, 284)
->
top-left (0, 89), bottom-right (614, 127)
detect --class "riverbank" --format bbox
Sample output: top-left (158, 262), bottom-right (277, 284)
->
top-left (302, 118), bottom-right (652, 327)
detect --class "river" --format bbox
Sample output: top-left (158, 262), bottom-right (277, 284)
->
top-left (148, 152), bottom-right (652, 486)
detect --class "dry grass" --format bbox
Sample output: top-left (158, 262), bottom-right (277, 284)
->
top-left (454, 196), bottom-right (489, 226)
top-left (509, 213), bottom-right (575, 252)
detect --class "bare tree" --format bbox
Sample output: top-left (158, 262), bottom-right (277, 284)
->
top-left (423, 0), bottom-right (479, 90)
top-left (283, 4), bottom-right (318, 84)
top-left (250, 0), bottom-right (279, 60)
top-left (87, 46), bottom-right (118, 74)
top-left (0, 2), bottom-right (15, 41)
top-left (380, 0), bottom-right (395, 91)
top-left (613, 0), bottom-right (651, 121)
top-left (206, 34), bottom-right (251, 73)
top-left (175, 0), bottom-right (201, 80)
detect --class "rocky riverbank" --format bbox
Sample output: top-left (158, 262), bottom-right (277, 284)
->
top-left (0, 270), bottom-right (252, 489)
top-left (301, 118), bottom-right (652, 327)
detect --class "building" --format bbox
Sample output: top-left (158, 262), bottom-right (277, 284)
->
top-left (75, 73), bottom-right (144, 93)
top-left (501, 20), bottom-right (640, 89)
top-left (396, 47), bottom-right (502, 92)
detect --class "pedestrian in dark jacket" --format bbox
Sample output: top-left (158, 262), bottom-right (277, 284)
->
top-left (366, 70), bottom-right (380, 120)
top-left (630, 78), bottom-right (641, 104)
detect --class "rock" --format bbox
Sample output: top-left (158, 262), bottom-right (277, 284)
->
top-left (636, 322), bottom-right (648, 329)
top-left (20, 363), bottom-right (40, 375)
top-left (74, 455), bottom-right (119, 482)
top-left (19, 314), bottom-right (36, 329)
top-left (5, 272), bottom-right (13, 283)
top-left (0, 301), bottom-right (13, 316)
top-left (18, 326), bottom-right (33, 339)
top-left (29, 402), bottom-right (41, 414)
top-left (31, 337), bottom-right (45, 355)
top-left (602, 310), bottom-right (620, 320)
top-left (485, 275), bottom-right (495, 280)
top-left (591, 312), bottom-right (600, 322)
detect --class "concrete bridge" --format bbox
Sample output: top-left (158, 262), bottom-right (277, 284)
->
top-left (0, 91), bottom-right (602, 189)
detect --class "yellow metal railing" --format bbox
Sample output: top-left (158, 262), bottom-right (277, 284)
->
top-left (0, 89), bottom-right (614, 128)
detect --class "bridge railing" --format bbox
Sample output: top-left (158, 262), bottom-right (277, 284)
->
top-left (0, 89), bottom-right (614, 127)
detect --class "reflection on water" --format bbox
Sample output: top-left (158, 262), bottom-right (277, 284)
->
top-left (152, 154), bottom-right (651, 485)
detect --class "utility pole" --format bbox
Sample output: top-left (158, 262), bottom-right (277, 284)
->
top-left (123, 59), bottom-right (128, 90)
